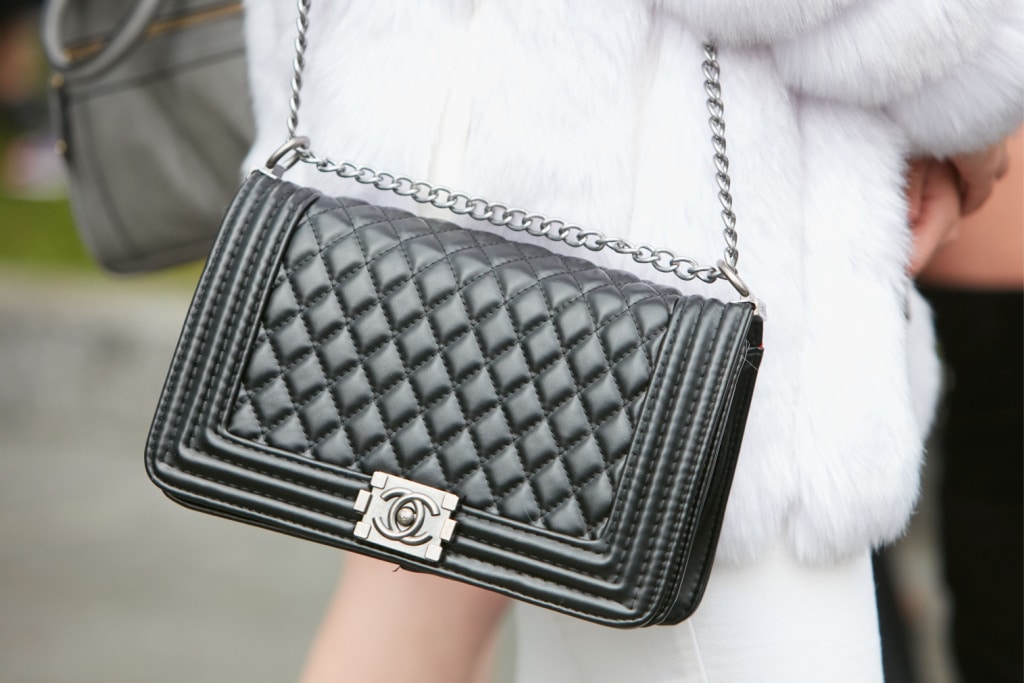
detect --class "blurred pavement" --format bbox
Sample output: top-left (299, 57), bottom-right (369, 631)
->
top-left (0, 269), bottom-right (340, 683)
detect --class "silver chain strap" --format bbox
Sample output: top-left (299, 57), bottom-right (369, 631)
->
top-left (271, 0), bottom-right (753, 299)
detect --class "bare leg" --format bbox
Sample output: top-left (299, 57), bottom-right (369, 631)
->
top-left (300, 553), bottom-right (509, 683)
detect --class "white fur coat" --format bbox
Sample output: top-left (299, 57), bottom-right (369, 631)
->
top-left (242, 0), bottom-right (1023, 566)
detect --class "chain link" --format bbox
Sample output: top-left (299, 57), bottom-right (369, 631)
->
top-left (702, 44), bottom-right (739, 272)
top-left (282, 0), bottom-right (748, 293)
top-left (286, 0), bottom-right (311, 140)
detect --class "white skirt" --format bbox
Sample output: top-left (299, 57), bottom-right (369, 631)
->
top-left (512, 545), bottom-right (883, 683)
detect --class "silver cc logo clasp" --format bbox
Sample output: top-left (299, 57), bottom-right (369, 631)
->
top-left (353, 472), bottom-right (459, 562)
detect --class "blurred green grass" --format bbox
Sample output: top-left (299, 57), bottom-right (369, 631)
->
top-left (0, 193), bottom-right (92, 268)
top-left (0, 118), bottom-right (93, 269)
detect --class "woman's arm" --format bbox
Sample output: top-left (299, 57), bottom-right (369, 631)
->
top-left (300, 554), bottom-right (509, 683)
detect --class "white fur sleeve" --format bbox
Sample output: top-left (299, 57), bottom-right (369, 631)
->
top-left (771, 0), bottom-right (1023, 155)
top-left (887, 3), bottom-right (1024, 156)
top-left (652, 0), bottom-right (861, 45)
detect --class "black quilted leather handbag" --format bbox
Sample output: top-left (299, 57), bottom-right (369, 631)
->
top-left (146, 0), bottom-right (764, 628)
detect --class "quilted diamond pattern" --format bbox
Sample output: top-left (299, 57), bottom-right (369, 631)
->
top-left (226, 197), bottom-right (681, 538)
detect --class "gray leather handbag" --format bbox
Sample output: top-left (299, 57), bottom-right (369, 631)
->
top-left (44, 0), bottom-right (253, 273)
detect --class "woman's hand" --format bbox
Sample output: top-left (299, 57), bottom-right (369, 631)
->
top-left (905, 140), bottom-right (1012, 275)
top-left (906, 159), bottom-right (963, 276)
top-left (918, 128), bottom-right (1024, 289)
top-left (950, 141), bottom-right (1010, 215)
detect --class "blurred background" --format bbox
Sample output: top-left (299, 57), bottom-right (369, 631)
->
top-left (0, 3), bottom-right (1017, 683)
top-left (0, 5), bottom-right (345, 681)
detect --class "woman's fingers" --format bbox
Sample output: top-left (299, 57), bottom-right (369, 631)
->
top-left (905, 158), bottom-right (929, 224)
top-left (951, 141), bottom-right (1010, 215)
top-left (908, 161), bottom-right (962, 276)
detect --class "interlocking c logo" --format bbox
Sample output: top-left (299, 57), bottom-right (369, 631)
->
top-left (371, 488), bottom-right (441, 546)
top-left (354, 472), bottom-right (459, 561)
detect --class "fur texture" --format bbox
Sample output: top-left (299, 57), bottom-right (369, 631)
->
top-left (888, 0), bottom-right (1024, 156)
top-left (242, 0), bottom-right (1022, 565)
top-left (774, 0), bottom-right (1010, 105)
top-left (655, 0), bottom-right (861, 45)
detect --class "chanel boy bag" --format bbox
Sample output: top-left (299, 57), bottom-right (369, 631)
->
top-left (145, 0), bottom-right (764, 627)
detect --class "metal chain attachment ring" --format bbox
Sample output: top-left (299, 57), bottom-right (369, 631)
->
top-left (278, 0), bottom-right (755, 300)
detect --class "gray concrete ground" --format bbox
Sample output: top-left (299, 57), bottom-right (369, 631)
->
top-left (0, 268), bottom-right (951, 683)
top-left (0, 269), bottom-right (342, 683)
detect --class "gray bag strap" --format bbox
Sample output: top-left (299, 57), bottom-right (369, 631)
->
top-left (43, 0), bottom-right (162, 79)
